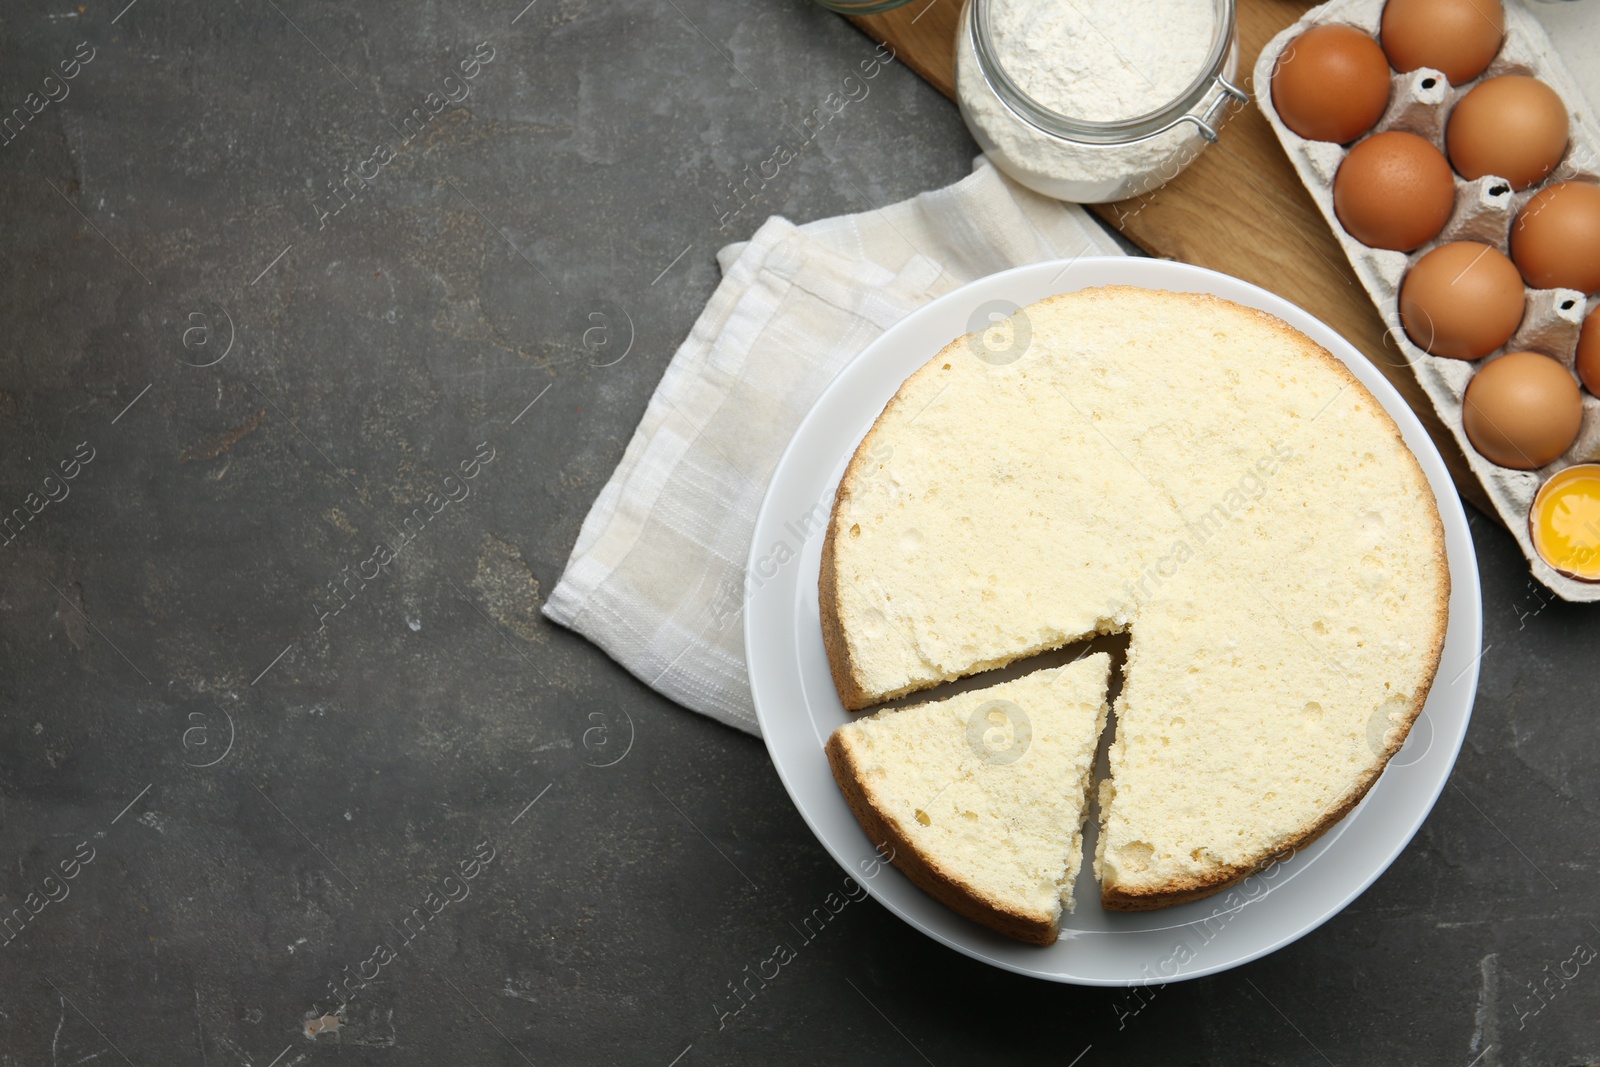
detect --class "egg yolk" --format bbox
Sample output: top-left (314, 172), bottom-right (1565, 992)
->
top-left (1530, 465), bottom-right (1600, 582)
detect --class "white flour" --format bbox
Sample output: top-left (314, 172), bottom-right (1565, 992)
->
top-left (991, 0), bottom-right (1215, 122)
top-left (956, 0), bottom-right (1227, 201)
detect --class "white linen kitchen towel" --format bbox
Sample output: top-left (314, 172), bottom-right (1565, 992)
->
top-left (542, 158), bottom-right (1123, 734)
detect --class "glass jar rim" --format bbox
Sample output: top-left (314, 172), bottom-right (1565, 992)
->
top-left (968, 0), bottom-right (1238, 144)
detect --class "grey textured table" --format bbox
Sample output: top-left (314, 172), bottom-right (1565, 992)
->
top-left (1, 1), bottom-right (1596, 1064)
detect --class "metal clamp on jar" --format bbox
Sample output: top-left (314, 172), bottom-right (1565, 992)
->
top-left (956, 0), bottom-right (1245, 204)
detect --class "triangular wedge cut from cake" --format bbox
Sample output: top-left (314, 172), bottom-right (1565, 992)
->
top-left (820, 286), bottom-right (1450, 914)
top-left (826, 654), bottom-right (1112, 945)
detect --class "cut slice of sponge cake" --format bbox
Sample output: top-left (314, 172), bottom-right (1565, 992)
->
top-left (825, 654), bottom-right (1111, 945)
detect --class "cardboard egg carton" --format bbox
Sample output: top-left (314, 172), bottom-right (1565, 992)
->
top-left (1254, 0), bottom-right (1600, 600)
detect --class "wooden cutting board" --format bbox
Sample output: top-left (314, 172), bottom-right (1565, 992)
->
top-left (846, 0), bottom-right (1493, 516)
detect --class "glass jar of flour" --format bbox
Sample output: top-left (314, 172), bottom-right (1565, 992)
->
top-left (956, 0), bottom-right (1245, 204)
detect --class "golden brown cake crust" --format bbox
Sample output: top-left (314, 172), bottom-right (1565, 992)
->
top-left (824, 729), bottom-right (1059, 945)
top-left (817, 514), bottom-right (869, 711)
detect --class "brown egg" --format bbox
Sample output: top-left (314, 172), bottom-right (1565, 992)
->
top-left (1272, 25), bottom-right (1392, 143)
top-left (1447, 76), bottom-right (1569, 190)
top-left (1333, 132), bottom-right (1457, 250)
top-left (1462, 351), bottom-right (1582, 468)
top-left (1578, 306), bottom-right (1600, 395)
top-left (1380, 0), bottom-right (1504, 86)
top-left (1400, 242), bottom-right (1525, 359)
top-left (1511, 183), bottom-right (1600, 294)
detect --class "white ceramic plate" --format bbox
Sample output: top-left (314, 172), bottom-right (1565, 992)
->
top-left (745, 257), bottom-right (1482, 985)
